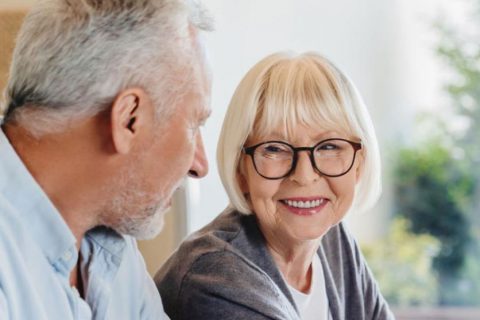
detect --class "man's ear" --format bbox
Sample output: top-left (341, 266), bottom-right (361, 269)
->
top-left (110, 88), bottom-right (152, 154)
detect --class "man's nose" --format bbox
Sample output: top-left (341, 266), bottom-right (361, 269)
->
top-left (188, 131), bottom-right (209, 178)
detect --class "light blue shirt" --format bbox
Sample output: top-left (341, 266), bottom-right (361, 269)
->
top-left (0, 129), bottom-right (169, 319)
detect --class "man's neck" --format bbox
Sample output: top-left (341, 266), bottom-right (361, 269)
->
top-left (3, 123), bottom-right (104, 245)
top-left (69, 260), bottom-right (86, 298)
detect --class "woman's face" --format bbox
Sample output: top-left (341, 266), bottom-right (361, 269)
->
top-left (240, 124), bottom-right (363, 245)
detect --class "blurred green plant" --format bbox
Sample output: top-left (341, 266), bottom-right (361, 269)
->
top-left (374, 0), bottom-right (480, 306)
top-left (392, 141), bottom-right (475, 305)
top-left (434, 5), bottom-right (480, 304)
top-left (362, 217), bottom-right (440, 306)
top-left (435, 4), bottom-right (480, 181)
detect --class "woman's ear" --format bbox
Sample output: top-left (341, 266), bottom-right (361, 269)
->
top-left (237, 157), bottom-right (249, 194)
top-left (238, 173), bottom-right (249, 194)
top-left (355, 149), bottom-right (365, 181)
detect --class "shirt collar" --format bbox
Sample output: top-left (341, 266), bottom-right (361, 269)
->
top-left (85, 226), bottom-right (127, 259)
top-left (0, 128), bottom-right (77, 270)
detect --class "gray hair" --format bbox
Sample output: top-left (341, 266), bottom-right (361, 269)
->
top-left (1, 0), bottom-right (213, 136)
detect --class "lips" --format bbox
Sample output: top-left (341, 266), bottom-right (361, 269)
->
top-left (280, 197), bottom-right (329, 216)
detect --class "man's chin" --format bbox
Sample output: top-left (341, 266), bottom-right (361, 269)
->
top-left (132, 221), bottom-right (165, 240)
top-left (114, 206), bottom-right (168, 240)
top-left (137, 207), bottom-right (168, 240)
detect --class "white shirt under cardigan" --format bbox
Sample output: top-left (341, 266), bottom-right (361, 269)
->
top-left (286, 254), bottom-right (332, 320)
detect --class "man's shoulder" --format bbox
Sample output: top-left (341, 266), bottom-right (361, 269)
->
top-left (0, 194), bottom-right (21, 230)
top-left (0, 197), bottom-right (73, 320)
top-left (0, 196), bottom-right (32, 263)
top-left (83, 229), bottom-right (166, 319)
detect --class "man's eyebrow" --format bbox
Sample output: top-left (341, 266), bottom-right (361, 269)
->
top-left (199, 108), bottom-right (212, 125)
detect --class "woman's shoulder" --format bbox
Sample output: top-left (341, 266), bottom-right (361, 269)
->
top-left (157, 244), bottom-right (297, 319)
top-left (321, 221), bottom-right (360, 252)
top-left (320, 221), bottom-right (364, 270)
top-left (166, 209), bottom-right (257, 263)
top-left (319, 223), bottom-right (395, 319)
top-left (154, 209), bottom-right (297, 319)
top-left (154, 208), bottom-right (270, 290)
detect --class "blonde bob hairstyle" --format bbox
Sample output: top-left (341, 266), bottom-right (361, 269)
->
top-left (217, 52), bottom-right (381, 215)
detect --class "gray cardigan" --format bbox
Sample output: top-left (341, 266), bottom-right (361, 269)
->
top-left (155, 209), bottom-right (395, 320)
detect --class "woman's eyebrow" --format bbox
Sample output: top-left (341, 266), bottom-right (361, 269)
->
top-left (260, 130), bottom-right (344, 142)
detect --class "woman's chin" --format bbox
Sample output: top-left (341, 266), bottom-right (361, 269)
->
top-left (293, 225), bottom-right (332, 242)
top-left (282, 218), bottom-right (334, 242)
top-left (277, 202), bottom-right (335, 241)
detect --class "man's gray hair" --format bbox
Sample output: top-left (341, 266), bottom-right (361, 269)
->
top-left (1, 0), bottom-right (213, 136)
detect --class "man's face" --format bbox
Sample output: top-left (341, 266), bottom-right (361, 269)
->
top-left (103, 48), bottom-right (212, 240)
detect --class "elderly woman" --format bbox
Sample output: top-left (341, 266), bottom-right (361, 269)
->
top-left (155, 52), bottom-right (394, 320)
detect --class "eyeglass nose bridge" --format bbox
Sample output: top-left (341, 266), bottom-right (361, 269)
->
top-left (288, 146), bottom-right (320, 177)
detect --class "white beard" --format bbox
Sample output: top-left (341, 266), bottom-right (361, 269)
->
top-left (112, 201), bottom-right (167, 240)
top-left (98, 163), bottom-right (169, 240)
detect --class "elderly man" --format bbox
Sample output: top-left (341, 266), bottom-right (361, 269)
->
top-left (0, 0), bottom-right (212, 319)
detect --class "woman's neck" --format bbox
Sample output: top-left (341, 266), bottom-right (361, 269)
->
top-left (263, 230), bottom-right (321, 293)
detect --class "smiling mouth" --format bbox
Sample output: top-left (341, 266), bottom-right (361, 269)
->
top-left (279, 197), bottom-right (329, 216)
top-left (281, 198), bottom-right (326, 209)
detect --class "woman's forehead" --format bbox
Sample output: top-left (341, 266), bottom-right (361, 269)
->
top-left (247, 125), bottom-right (355, 145)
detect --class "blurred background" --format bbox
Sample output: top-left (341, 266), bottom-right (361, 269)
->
top-left (1, 0), bottom-right (479, 318)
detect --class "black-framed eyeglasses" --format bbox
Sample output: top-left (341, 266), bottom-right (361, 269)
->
top-left (242, 138), bottom-right (362, 180)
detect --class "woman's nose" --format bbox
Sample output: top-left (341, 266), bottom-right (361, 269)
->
top-left (289, 151), bottom-right (319, 185)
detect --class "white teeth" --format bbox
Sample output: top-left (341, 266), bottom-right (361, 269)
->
top-left (284, 199), bottom-right (324, 208)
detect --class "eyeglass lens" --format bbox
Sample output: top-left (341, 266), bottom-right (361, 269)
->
top-left (252, 139), bottom-right (357, 178)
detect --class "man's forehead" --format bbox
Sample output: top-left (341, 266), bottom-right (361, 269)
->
top-left (196, 65), bottom-right (212, 124)
top-left (188, 32), bottom-right (212, 124)
top-left (194, 30), bottom-right (212, 87)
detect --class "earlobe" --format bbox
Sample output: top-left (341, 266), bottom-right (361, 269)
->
top-left (237, 160), bottom-right (249, 193)
top-left (110, 88), bottom-right (148, 155)
top-left (237, 172), bottom-right (249, 194)
top-left (355, 151), bottom-right (364, 181)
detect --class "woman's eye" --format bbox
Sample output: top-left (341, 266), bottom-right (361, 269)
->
top-left (265, 146), bottom-right (283, 153)
top-left (318, 143), bottom-right (338, 151)
top-left (258, 143), bottom-right (292, 159)
top-left (263, 144), bottom-right (290, 154)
